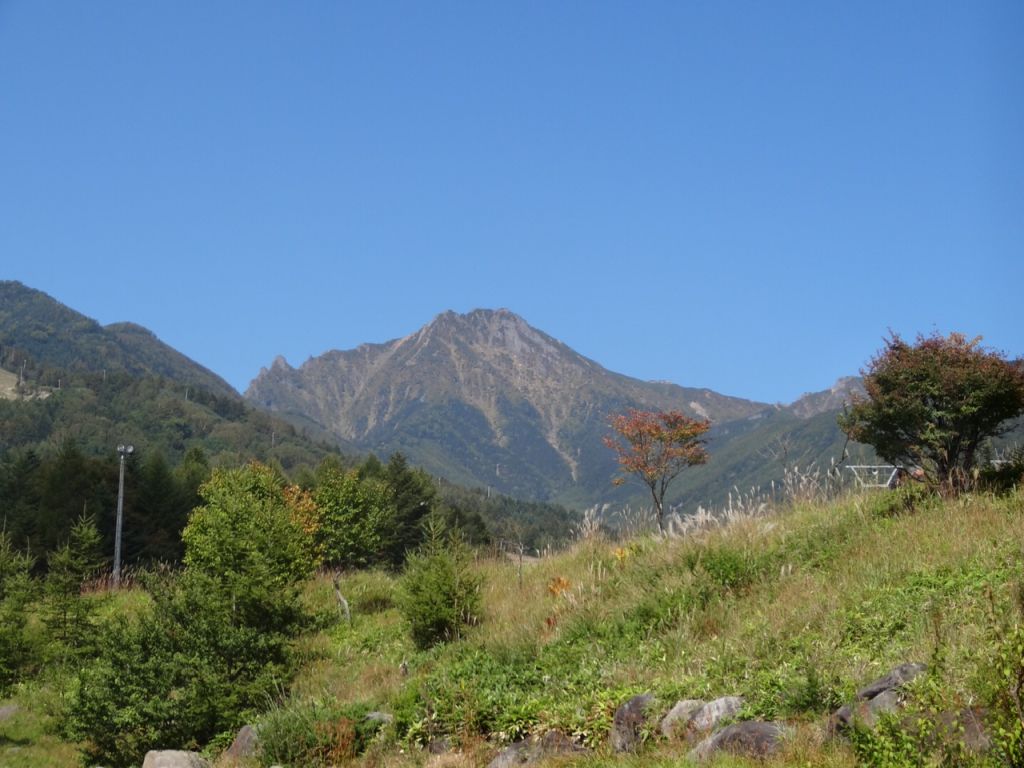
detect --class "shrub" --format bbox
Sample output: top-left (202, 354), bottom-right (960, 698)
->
top-left (982, 583), bottom-right (1024, 765)
top-left (69, 605), bottom-right (217, 768)
top-left (867, 484), bottom-right (933, 519)
top-left (258, 698), bottom-right (384, 766)
top-left (849, 712), bottom-right (929, 768)
top-left (979, 445), bottom-right (1024, 494)
top-left (397, 519), bottom-right (481, 649)
top-left (69, 569), bottom-right (301, 768)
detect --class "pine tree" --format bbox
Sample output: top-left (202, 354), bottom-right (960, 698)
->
top-left (44, 514), bottom-right (104, 658)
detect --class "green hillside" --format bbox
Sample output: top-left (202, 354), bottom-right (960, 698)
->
top-left (3, 484), bottom-right (1022, 767)
top-left (0, 281), bottom-right (236, 399)
top-left (0, 367), bottom-right (335, 470)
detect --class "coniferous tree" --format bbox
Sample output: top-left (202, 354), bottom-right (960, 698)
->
top-left (0, 530), bottom-right (35, 691)
top-left (175, 446), bottom-right (210, 512)
top-left (130, 451), bottom-right (186, 563)
top-left (381, 453), bottom-right (435, 568)
top-left (44, 514), bottom-right (104, 658)
top-left (358, 453), bottom-right (384, 480)
top-left (33, 441), bottom-right (113, 559)
top-left (0, 448), bottom-right (42, 551)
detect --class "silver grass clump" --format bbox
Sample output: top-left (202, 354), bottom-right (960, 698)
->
top-left (780, 458), bottom-right (849, 504)
top-left (573, 503), bottom-right (608, 541)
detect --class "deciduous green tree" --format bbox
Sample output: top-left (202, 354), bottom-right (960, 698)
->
top-left (839, 332), bottom-right (1024, 493)
top-left (182, 462), bottom-right (320, 631)
top-left (314, 467), bottom-right (392, 569)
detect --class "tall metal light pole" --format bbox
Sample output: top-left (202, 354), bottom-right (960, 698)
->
top-left (113, 443), bottom-right (134, 589)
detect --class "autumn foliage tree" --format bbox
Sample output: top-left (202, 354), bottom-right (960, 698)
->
top-left (838, 332), bottom-right (1024, 494)
top-left (604, 409), bottom-right (711, 533)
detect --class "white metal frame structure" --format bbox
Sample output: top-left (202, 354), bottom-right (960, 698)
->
top-left (848, 464), bottom-right (901, 489)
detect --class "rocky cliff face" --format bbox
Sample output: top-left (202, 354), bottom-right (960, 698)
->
top-left (246, 309), bottom-right (767, 502)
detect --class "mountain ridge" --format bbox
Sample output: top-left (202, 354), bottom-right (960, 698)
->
top-left (246, 308), bottom-right (786, 504)
top-left (0, 280), bottom-right (237, 399)
top-left (1, 281), bottom-right (877, 509)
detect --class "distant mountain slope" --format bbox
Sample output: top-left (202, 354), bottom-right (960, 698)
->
top-left (0, 281), bottom-right (236, 399)
top-left (246, 309), bottom-right (769, 503)
top-left (664, 405), bottom-right (876, 510)
top-left (0, 281), bottom-right (341, 469)
top-left (783, 376), bottom-right (864, 419)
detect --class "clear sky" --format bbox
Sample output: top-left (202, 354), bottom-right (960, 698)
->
top-left (2, 2), bottom-right (1021, 404)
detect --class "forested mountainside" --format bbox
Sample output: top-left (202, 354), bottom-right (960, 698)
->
top-left (0, 281), bottom-right (236, 398)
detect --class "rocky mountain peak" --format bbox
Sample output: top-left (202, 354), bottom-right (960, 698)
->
top-left (415, 308), bottom-right (556, 356)
top-left (245, 309), bottom-right (768, 502)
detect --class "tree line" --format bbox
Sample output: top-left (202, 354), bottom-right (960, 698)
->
top-left (0, 442), bottom-right (500, 572)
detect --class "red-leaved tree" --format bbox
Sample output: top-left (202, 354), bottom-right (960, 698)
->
top-left (604, 409), bottom-right (711, 533)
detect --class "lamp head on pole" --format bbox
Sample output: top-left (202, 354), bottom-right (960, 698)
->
top-left (117, 444), bottom-right (135, 457)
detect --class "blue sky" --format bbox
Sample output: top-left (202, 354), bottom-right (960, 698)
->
top-left (2, 2), bottom-right (1021, 404)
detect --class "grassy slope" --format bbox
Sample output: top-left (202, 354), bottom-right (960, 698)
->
top-left (263, 488), bottom-right (1022, 767)
top-left (3, 489), bottom-right (1021, 767)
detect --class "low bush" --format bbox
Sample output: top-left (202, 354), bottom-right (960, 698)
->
top-left (980, 582), bottom-right (1024, 765)
top-left (867, 484), bottom-right (933, 518)
top-left (849, 712), bottom-right (929, 768)
top-left (979, 446), bottom-right (1024, 493)
top-left (258, 698), bottom-right (384, 767)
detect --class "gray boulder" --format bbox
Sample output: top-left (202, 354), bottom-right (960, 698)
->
top-left (487, 730), bottom-right (587, 768)
top-left (833, 688), bottom-right (903, 731)
top-left (856, 662), bottom-right (927, 700)
top-left (689, 721), bottom-right (789, 762)
top-left (141, 751), bottom-right (210, 768)
top-left (0, 704), bottom-right (18, 722)
top-left (488, 740), bottom-right (532, 768)
top-left (831, 662), bottom-right (926, 734)
top-left (660, 699), bottom-right (705, 739)
top-left (610, 693), bottom-right (654, 752)
top-left (225, 724), bottom-right (258, 759)
top-left (689, 696), bottom-right (745, 733)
